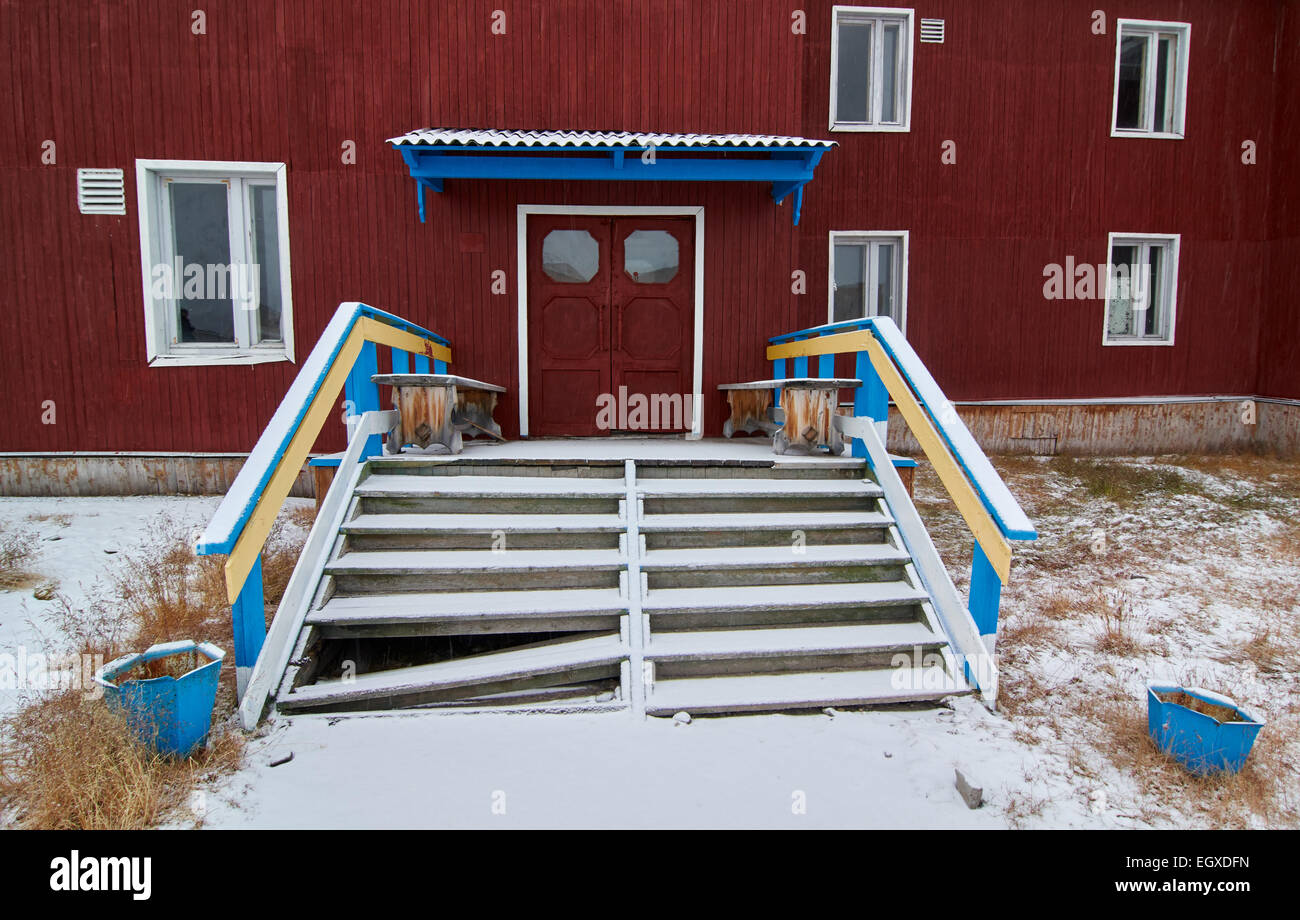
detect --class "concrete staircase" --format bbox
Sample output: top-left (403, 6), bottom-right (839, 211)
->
top-left (272, 457), bottom-right (970, 717)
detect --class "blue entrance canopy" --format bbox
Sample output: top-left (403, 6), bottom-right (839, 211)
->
top-left (389, 129), bottom-right (836, 225)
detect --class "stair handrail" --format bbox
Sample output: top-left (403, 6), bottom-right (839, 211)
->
top-left (236, 408), bottom-right (398, 729)
top-left (196, 301), bottom-right (451, 695)
top-left (766, 317), bottom-right (1036, 694)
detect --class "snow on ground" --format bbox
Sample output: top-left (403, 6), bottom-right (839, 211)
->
top-left (0, 496), bottom-right (223, 718)
top-left (915, 454), bottom-right (1300, 828)
top-left (200, 699), bottom-right (1080, 830)
top-left (2, 453), bottom-right (1297, 828)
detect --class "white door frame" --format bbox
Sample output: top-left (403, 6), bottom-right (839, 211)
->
top-left (516, 204), bottom-right (705, 439)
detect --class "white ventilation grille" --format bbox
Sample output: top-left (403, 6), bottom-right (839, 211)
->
top-left (920, 19), bottom-right (945, 43)
top-left (77, 168), bottom-right (125, 215)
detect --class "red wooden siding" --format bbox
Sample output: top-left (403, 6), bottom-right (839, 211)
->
top-left (0, 0), bottom-right (1294, 454)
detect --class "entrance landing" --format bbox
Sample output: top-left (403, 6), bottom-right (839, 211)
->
top-left (388, 437), bottom-right (866, 466)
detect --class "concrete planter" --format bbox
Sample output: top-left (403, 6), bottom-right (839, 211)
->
top-left (1147, 683), bottom-right (1264, 775)
top-left (94, 640), bottom-right (225, 758)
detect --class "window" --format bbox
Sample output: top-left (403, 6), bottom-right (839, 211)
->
top-left (135, 160), bottom-right (293, 366)
top-left (830, 6), bottom-right (913, 132)
top-left (829, 232), bottom-right (908, 330)
top-left (1111, 20), bottom-right (1190, 138)
top-left (542, 230), bottom-right (600, 283)
top-left (623, 230), bottom-right (678, 283)
top-left (1104, 233), bottom-right (1179, 345)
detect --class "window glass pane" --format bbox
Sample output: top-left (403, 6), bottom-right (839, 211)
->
top-left (542, 230), bottom-right (600, 283)
top-left (833, 244), bottom-right (866, 322)
top-left (169, 181), bottom-right (233, 344)
top-left (881, 24), bottom-right (900, 124)
top-left (875, 243), bottom-right (896, 321)
top-left (248, 184), bottom-right (282, 343)
top-left (1153, 36), bottom-right (1175, 132)
top-left (836, 21), bottom-right (872, 123)
top-left (1143, 245), bottom-right (1163, 336)
top-left (1107, 244), bottom-right (1139, 336)
top-left (623, 230), bottom-right (678, 283)
top-left (1116, 34), bottom-right (1148, 130)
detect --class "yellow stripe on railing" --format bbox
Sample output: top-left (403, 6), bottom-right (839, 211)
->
top-left (222, 322), bottom-right (451, 602)
top-left (357, 316), bottom-right (452, 365)
top-left (860, 336), bottom-right (1012, 581)
top-left (765, 329), bottom-right (1013, 582)
top-left (766, 329), bottom-right (870, 361)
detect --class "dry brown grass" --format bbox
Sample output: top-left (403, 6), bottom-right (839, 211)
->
top-left (1086, 694), bottom-right (1298, 828)
top-left (1002, 778), bottom-right (1051, 829)
top-left (0, 524), bottom-right (42, 589)
top-left (1234, 614), bottom-right (1295, 674)
top-left (999, 611), bottom-right (1061, 652)
top-left (1089, 589), bottom-right (1145, 656)
top-left (0, 691), bottom-right (242, 829)
top-left (1263, 520), bottom-right (1300, 564)
top-left (1037, 591), bottom-right (1076, 621)
top-left (0, 505), bottom-right (309, 829)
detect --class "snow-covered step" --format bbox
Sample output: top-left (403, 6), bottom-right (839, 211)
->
top-left (634, 459), bottom-right (866, 480)
top-left (342, 512), bottom-right (625, 550)
top-left (327, 548), bottom-right (625, 572)
top-left (357, 474), bottom-right (627, 496)
top-left (641, 544), bottom-right (909, 569)
top-left (343, 512), bottom-right (626, 533)
top-left (325, 548), bottom-right (625, 593)
top-left (640, 543), bottom-right (911, 589)
top-left (635, 478), bottom-right (882, 497)
top-left (365, 457), bottom-right (626, 480)
top-left (647, 622), bottom-right (945, 676)
top-left (645, 666), bottom-right (970, 716)
top-left (639, 509), bottom-right (894, 548)
top-left (637, 510), bottom-right (892, 531)
top-left (644, 580), bottom-right (929, 613)
top-left (637, 476), bottom-right (883, 515)
top-left (355, 473), bottom-right (626, 514)
top-left (643, 581), bottom-right (930, 629)
top-left (279, 633), bottom-right (628, 713)
top-left (308, 587), bottom-right (629, 637)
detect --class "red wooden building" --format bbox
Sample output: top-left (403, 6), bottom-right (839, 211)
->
top-left (2, 0), bottom-right (1298, 492)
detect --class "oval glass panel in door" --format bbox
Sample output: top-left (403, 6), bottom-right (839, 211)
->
top-left (541, 230), bottom-right (600, 283)
top-left (623, 230), bottom-right (679, 283)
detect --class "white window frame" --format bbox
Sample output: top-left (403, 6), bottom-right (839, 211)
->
top-left (1110, 19), bottom-right (1191, 139)
top-left (1102, 232), bottom-right (1180, 347)
top-left (828, 230), bottom-right (909, 333)
top-left (135, 159), bottom-right (294, 367)
top-left (829, 6), bottom-right (914, 132)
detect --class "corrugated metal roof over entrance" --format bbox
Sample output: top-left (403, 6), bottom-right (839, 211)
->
top-left (387, 128), bottom-right (837, 149)
top-left (388, 128), bottom-right (836, 224)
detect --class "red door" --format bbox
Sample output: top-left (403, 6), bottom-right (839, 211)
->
top-left (528, 215), bottom-right (694, 436)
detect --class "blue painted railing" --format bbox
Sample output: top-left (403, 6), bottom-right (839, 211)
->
top-left (195, 301), bottom-right (450, 694)
top-left (767, 316), bottom-right (1037, 653)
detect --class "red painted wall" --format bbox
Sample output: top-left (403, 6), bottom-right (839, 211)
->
top-left (1259, 1), bottom-right (1300, 400)
top-left (0, 0), bottom-right (1293, 453)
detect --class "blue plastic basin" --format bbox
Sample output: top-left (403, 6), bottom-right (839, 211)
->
top-left (94, 640), bottom-right (225, 758)
top-left (1147, 683), bottom-right (1263, 775)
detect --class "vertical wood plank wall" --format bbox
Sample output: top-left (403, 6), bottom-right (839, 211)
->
top-left (0, 0), bottom-right (1292, 452)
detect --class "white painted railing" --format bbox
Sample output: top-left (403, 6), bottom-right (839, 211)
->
top-left (237, 409), bottom-right (397, 730)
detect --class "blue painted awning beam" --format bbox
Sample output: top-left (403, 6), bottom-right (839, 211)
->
top-left (394, 143), bottom-right (830, 225)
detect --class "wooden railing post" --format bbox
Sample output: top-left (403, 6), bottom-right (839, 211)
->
top-left (968, 543), bottom-right (1003, 650)
top-left (391, 347), bottom-right (410, 373)
top-left (231, 554), bottom-right (266, 697)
